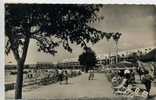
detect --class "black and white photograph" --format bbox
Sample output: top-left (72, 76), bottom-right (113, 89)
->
top-left (4, 4), bottom-right (156, 100)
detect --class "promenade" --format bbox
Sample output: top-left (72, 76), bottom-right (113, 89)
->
top-left (6, 73), bottom-right (113, 99)
top-left (5, 73), bottom-right (156, 100)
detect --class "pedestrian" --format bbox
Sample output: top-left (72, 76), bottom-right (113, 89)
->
top-left (124, 69), bottom-right (131, 86)
top-left (112, 73), bottom-right (121, 87)
top-left (64, 70), bottom-right (69, 84)
top-left (137, 66), bottom-right (144, 81)
top-left (137, 60), bottom-right (145, 81)
top-left (58, 69), bottom-right (63, 85)
top-left (130, 69), bottom-right (135, 84)
top-left (88, 69), bottom-right (94, 80)
top-left (142, 70), bottom-right (153, 97)
top-left (124, 69), bottom-right (130, 78)
top-left (118, 69), bottom-right (124, 78)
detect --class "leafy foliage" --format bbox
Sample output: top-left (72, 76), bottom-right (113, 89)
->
top-left (105, 32), bottom-right (113, 40)
top-left (112, 32), bottom-right (122, 42)
top-left (5, 4), bottom-right (107, 56)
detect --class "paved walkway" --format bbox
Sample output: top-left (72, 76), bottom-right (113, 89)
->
top-left (5, 73), bottom-right (113, 99)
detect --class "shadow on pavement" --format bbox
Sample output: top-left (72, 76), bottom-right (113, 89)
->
top-left (148, 94), bottom-right (156, 100)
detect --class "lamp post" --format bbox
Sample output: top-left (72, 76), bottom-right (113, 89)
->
top-left (105, 33), bottom-right (113, 64)
top-left (112, 32), bottom-right (122, 64)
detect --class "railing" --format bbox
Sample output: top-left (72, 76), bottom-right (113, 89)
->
top-left (5, 70), bottom-right (82, 91)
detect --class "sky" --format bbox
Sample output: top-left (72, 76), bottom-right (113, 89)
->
top-left (5, 5), bottom-right (156, 64)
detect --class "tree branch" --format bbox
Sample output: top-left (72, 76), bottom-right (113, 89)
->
top-left (11, 47), bottom-right (20, 61)
top-left (79, 37), bottom-right (87, 48)
top-left (21, 37), bottom-right (30, 62)
top-left (30, 27), bottom-right (41, 35)
top-left (7, 35), bottom-right (21, 61)
top-left (31, 35), bottom-right (48, 46)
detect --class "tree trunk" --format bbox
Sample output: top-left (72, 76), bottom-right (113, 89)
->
top-left (15, 60), bottom-right (24, 99)
top-left (14, 38), bottom-right (30, 99)
top-left (86, 65), bottom-right (89, 73)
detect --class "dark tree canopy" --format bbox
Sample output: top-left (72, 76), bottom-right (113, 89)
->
top-left (78, 47), bottom-right (97, 72)
top-left (105, 32), bottom-right (113, 40)
top-left (5, 4), bottom-right (106, 57)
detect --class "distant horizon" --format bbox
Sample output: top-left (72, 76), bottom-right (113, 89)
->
top-left (5, 46), bottom-right (156, 65)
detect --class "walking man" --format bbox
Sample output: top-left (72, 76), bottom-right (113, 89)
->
top-left (64, 70), bottom-right (69, 84)
top-left (142, 70), bottom-right (153, 97)
top-left (58, 69), bottom-right (63, 85)
top-left (89, 69), bottom-right (94, 80)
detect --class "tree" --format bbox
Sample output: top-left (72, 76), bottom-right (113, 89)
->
top-left (112, 32), bottom-right (122, 63)
top-left (5, 4), bottom-right (108, 99)
top-left (78, 47), bottom-right (97, 72)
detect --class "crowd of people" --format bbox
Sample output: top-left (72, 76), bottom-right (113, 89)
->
top-left (111, 69), bottom-right (135, 87)
top-left (55, 69), bottom-right (81, 85)
top-left (24, 68), bottom-right (82, 86)
top-left (110, 62), bottom-right (155, 98)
